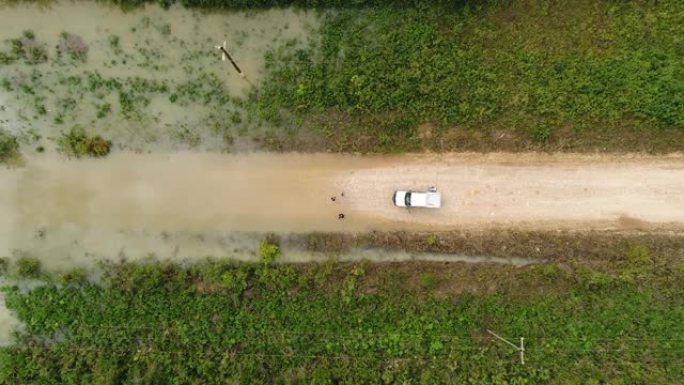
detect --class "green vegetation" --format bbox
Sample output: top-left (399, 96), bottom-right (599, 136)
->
top-left (57, 126), bottom-right (112, 157)
top-left (254, 1), bottom-right (684, 152)
top-left (258, 238), bottom-right (280, 263)
top-left (0, 129), bottom-right (20, 163)
top-left (14, 257), bottom-right (42, 278)
top-left (1, 253), bottom-right (682, 384)
top-left (0, 257), bottom-right (8, 275)
top-left (4, 30), bottom-right (48, 65)
top-left (2, 2), bottom-right (682, 153)
top-left (1, 25), bottom-right (246, 151)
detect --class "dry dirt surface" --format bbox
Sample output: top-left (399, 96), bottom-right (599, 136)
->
top-left (1, 152), bottom-right (684, 262)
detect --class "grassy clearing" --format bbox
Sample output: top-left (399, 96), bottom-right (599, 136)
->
top-left (1, 252), bottom-right (682, 384)
top-left (254, 0), bottom-right (684, 153)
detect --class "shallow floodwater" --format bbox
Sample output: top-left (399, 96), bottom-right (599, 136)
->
top-left (0, 1), bottom-right (319, 151)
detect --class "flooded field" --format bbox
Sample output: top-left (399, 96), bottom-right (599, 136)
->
top-left (0, 1), bottom-right (319, 152)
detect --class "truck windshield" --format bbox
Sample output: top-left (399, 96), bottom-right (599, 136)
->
top-left (404, 192), bottom-right (411, 207)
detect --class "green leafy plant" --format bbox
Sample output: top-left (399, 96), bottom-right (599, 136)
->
top-left (418, 272), bottom-right (437, 290)
top-left (15, 257), bottom-right (41, 278)
top-left (626, 245), bottom-right (652, 267)
top-left (258, 239), bottom-right (280, 264)
top-left (533, 122), bottom-right (552, 144)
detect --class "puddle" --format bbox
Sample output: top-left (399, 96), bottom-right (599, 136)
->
top-left (0, 1), bottom-right (319, 152)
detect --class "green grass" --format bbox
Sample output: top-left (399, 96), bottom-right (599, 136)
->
top-left (254, 0), bottom-right (684, 152)
top-left (1, 255), bottom-right (682, 384)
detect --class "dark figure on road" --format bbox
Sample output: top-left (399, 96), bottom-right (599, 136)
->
top-left (331, 196), bottom-right (336, 202)
top-left (338, 213), bottom-right (345, 219)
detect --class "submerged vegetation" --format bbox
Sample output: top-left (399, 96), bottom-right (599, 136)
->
top-left (0, 30), bottom-right (48, 65)
top-left (0, 129), bottom-right (20, 163)
top-left (57, 126), bottom-right (112, 157)
top-left (0, 12), bottom-right (300, 153)
top-left (1, 252), bottom-right (682, 384)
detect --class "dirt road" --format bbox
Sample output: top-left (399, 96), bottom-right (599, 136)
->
top-left (1, 152), bottom-right (683, 264)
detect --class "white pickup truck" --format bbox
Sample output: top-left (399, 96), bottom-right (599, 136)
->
top-left (392, 187), bottom-right (441, 208)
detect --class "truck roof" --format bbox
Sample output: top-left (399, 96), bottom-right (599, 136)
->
top-left (393, 190), bottom-right (441, 208)
top-left (413, 192), bottom-right (441, 208)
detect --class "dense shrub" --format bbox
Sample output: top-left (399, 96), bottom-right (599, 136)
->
top-left (0, 259), bottom-right (682, 384)
top-left (57, 126), bottom-right (112, 157)
top-left (258, 239), bottom-right (280, 264)
top-left (15, 257), bottom-right (42, 278)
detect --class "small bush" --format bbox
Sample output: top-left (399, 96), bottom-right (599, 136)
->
top-left (536, 264), bottom-right (561, 280)
top-left (626, 245), bottom-right (652, 267)
top-left (533, 122), bottom-right (552, 144)
top-left (425, 234), bottom-right (439, 247)
top-left (576, 266), bottom-right (614, 289)
top-left (58, 126), bottom-right (112, 157)
top-left (418, 272), bottom-right (437, 290)
top-left (59, 267), bottom-right (89, 285)
top-left (16, 257), bottom-right (41, 278)
top-left (0, 129), bottom-right (20, 163)
top-left (259, 240), bottom-right (280, 264)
